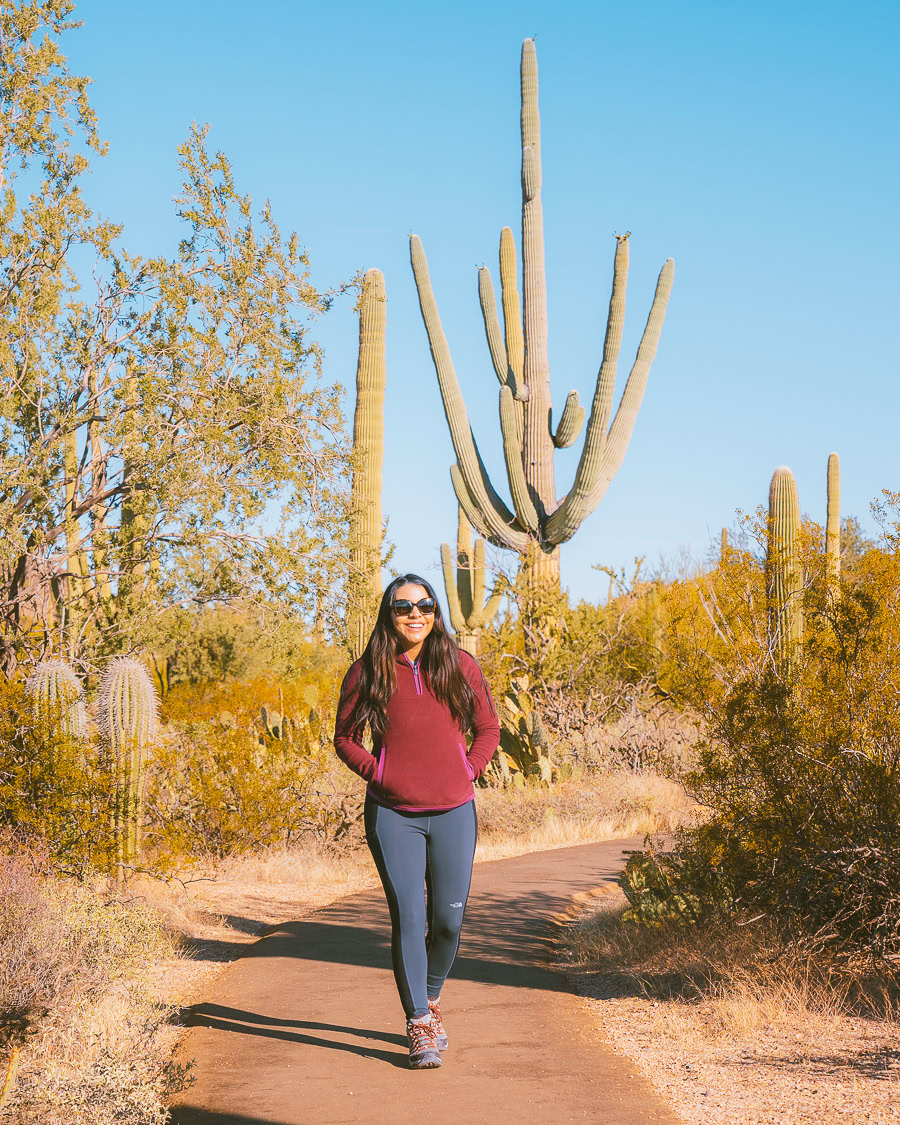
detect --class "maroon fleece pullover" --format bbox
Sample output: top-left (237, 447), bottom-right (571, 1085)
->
top-left (333, 650), bottom-right (500, 812)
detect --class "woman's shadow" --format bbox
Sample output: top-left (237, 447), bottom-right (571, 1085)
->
top-left (175, 1000), bottom-right (409, 1067)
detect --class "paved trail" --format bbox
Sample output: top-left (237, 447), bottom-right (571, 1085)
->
top-left (169, 837), bottom-right (679, 1125)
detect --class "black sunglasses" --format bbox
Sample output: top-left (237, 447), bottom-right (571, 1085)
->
top-left (391, 598), bottom-right (436, 617)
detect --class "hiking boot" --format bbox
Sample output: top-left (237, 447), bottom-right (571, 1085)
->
top-left (428, 996), bottom-right (448, 1051)
top-left (406, 1014), bottom-right (442, 1069)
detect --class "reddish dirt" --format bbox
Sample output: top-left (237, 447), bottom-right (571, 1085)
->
top-left (169, 837), bottom-right (681, 1125)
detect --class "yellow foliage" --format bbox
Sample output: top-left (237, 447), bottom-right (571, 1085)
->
top-left (148, 673), bottom-right (345, 860)
top-left (635, 507), bottom-right (900, 958)
top-left (0, 680), bottom-right (114, 874)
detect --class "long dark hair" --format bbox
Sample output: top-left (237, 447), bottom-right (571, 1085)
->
top-left (348, 573), bottom-right (477, 739)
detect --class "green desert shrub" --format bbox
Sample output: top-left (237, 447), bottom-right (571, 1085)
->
top-left (625, 507), bottom-right (900, 960)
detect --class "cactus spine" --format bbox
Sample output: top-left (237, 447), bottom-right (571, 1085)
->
top-left (441, 508), bottom-right (505, 655)
top-left (99, 657), bottom-right (158, 872)
top-left (767, 467), bottom-right (804, 670)
top-left (347, 269), bottom-right (386, 660)
top-left (826, 452), bottom-right (840, 599)
top-left (410, 39), bottom-right (673, 590)
top-left (25, 659), bottom-right (86, 739)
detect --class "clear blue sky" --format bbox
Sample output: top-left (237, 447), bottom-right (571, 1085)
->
top-left (76, 0), bottom-right (899, 605)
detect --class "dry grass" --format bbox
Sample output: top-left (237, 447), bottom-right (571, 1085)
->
top-left (475, 770), bottom-right (694, 860)
top-left (0, 849), bottom-right (185, 1125)
top-left (564, 890), bottom-right (900, 1125)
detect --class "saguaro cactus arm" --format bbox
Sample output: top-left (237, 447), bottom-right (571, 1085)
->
top-left (479, 264), bottom-right (527, 403)
top-left (441, 541), bottom-right (467, 633)
top-left (552, 391), bottom-right (585, 448)
top-left (449, 463), bottom-right (500, 545)
top-left (545, 252), bottom-right (674, 545)
top-left (471, 534), bottom-right (487, 615)
top-left (455, 505), bottom-right (474, 620)
top-left (602, 258), bottom-right (675, 474)
top-left (541, 234), bottom-right (629, 542)
top-left (412, 234), bottom-right (529, 551)
top-left (469, 536), bottom-right (505, 627)
top-left (478, 267), bottom-right (510, 388)
top-left (477, 582), bottom-right (505, 629)
top-left (499, 386), bottom-right (540, 532)
top-left (499, 227), bottom-right (525, 394)
top-left (441, 509), bottom-right (506, 650)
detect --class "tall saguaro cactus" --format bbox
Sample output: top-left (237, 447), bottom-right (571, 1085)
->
top-left (767, 467), bottom-right (804, 670)
top-left (410, 39), bottom-right (674, 589)
top-left (441, 508), bottom-right (505, 655)
top-left (99, 657), bottom-right (159, 872)
top-left (347, 269), bottom-right (386, 660)
top-left (826, 452), bottom-right (841, 599)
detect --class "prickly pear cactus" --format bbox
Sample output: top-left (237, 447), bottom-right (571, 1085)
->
top-left (25, 659), bottom-right (86, 739)
top-left (98, 657), bottom-right (159, 872)
top-left (497, 677), bottom-right (555, 786)
top-left (260, 704), bottom-right (284, 740)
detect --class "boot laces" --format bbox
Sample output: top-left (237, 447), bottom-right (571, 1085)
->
top-left (427, 997), bottom-right (444, 1034)
top-left (407, 1016), bottom-right (437, 1053)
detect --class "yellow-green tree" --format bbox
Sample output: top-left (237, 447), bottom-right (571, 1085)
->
top-left (0, 2), bottom-right (348, 674)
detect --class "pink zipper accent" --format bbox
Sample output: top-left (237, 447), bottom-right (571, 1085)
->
top-left (458, 742), bottom-right (475, 781)
top-left (375, 745), bottom-right (386, 786)
top-left (403, 653), bottom-right (423, 695)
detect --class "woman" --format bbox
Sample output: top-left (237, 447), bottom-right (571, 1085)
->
top-left (334, 573), bottom-right (500, 1069)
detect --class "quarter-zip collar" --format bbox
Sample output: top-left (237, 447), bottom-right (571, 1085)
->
top-left (399, 651), bottom-right (424, 695)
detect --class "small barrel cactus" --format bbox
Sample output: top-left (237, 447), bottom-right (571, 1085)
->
top-left (98, 657), bottom-right (159, 872)
top-left (24, 659), bottom-right (86, 739)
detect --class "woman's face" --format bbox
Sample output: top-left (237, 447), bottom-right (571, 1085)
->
top-left (391, 582), bottom-right (435, 657)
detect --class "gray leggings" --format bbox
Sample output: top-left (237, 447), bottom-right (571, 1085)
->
top-left (364, 796), bottom-right (478, 1019)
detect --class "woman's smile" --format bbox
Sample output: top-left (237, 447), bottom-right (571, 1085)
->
top-left (392, 582), bottom-right (435, 659)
